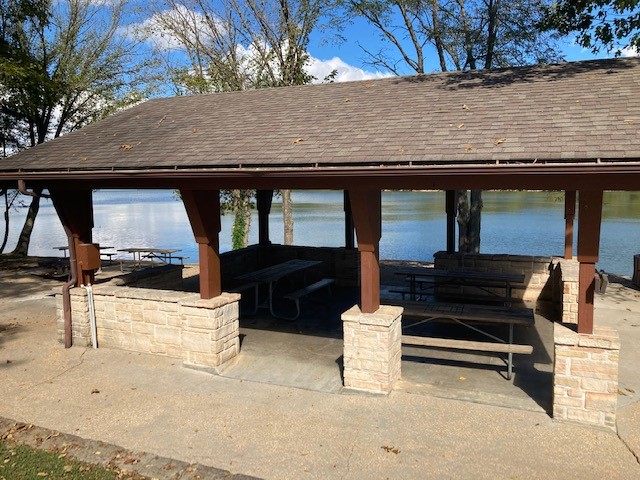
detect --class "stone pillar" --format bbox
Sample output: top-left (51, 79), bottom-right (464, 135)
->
top-left (55, 288), bottom-right (91, 346)
top-left (181, 294), bottom-right (240, 374)
top-left (553, 323), bottom-right (619, 431)
top-left (342, 305), bottom-right (403, 394)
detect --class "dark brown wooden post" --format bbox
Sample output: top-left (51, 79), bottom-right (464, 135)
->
top-left (577, 190), bottom-right (603, 334)
top-left (181, 189), bottom-right (222, 299)
top-left (349, 188), bottom-right (381, 314)
top-left (50, 189), bottom-right (94, 286)
top-left (256, 189), bottom-right (273, 246)
top-left (564, 190), bottom-right (576, 259)
top-left (344, 190), bottom-right (355, 250)
top-left (446, 190), bottom-right (456, 254)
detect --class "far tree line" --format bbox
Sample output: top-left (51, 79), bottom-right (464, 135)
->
top-left (1, 0), bottom-right (638, 256)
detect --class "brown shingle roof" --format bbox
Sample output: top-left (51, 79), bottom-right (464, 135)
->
top-left (2, 57), bottom-right (640, 173)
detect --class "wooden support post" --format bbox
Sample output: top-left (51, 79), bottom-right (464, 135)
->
top-left (349, 188), bottom-right (381, 314)
top-left (564, 190), bottom-right (576, 259)
top-left (344, 190), bottom-right (355, 250)
top-left (256, 189), bottom-right (273, 246)
top-left (181, 189), bottom-right (222, 299)
top-left (577, 190), bottom-right (603, 334)
top-left (445, 190), bottom-right (456, 254)
top-left (50, 189), bottom-right (94, 286)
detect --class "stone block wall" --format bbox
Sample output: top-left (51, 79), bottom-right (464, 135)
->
top-left (434, 252), bottom-right (555, 301)
top-left (342, 305), bottom-right (403, 394)
top-left (553, 323), bottom-right (620, 430)
top-left (56, 286), bottom-right (240, 373)
top-left (552, 259), bottom-right (579, 324)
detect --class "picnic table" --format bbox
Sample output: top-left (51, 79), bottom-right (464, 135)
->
top-left (235, 259), bottom-right (322, 318)
top-left (393, 267), bottom-right (525, 305)
top-left (394, 300), bottom-right (535, 380)
top-left (117, 247), bottom-right (184, 270)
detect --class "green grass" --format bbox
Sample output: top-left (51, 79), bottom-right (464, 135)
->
top-left (0, 440), bottom-right (148, 480)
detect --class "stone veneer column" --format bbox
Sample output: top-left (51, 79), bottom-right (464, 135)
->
top-left (554, 323), bottom-right (620, 430)
top-left (180, 295), bottom-right (240, 373)
top-left (342, 305), bottom-right (403, 394)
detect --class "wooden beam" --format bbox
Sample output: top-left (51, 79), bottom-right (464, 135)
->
top-left (349, 188), bottom-right (381, 314)
top-left (576, 190), bottom-right (603, 334)
top-left (50, 189), bottom-right (94, 286)
top-left (343, 190), bottom-right (355, 250)
top-left (256, 189), bottom-right (273, 246)
top-left (564, 190), bottom-right (576, 259)
top-left (180, 189), bottom-right (222, 299)
top-left (446, 190), bottom-right (456, 253)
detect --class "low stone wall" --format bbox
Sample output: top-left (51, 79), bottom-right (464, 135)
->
top-left (553, 323), bottom-right (619, 431)
top-left (551, 259), bottom-right (579, 325)
top-left (433, 252), bottom-right (555, 301)
top-left (342, 305), bottom-right (403, 394)
top-left (56, 285), bottom-right (240, 373)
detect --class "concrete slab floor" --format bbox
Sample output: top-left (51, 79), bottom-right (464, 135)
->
top-left (2, 269), bottom-right (640, 479)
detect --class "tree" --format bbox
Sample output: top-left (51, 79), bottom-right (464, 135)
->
top-left (143, 0), bottom-right (323, 247)
top-left (0, 0), bottom-right (147, 256)
top-left (540, 0), bottom-right (640, 55)
top-left (339, 0), bottom-right (563, 253)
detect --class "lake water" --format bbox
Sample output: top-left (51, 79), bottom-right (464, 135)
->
top-left (4, 190), bottom-right (639, 276)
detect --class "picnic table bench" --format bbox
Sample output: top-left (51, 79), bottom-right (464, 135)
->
top-left (388, 300), bottom-right (535, 380)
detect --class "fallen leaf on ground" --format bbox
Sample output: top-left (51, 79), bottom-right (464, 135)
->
top-left (91, 388), bottom-right (100, 394)
top-left (462, 104), bottom-right (470, 110)
top-left (381, 446), bottom-right (400, 454)
top-left (494, 137), bottom-right (507, 145)
top-left (120, 144), bottom-right (132, 151)
top-left (459, 376), bottom-right (467, 381)
top-left (291, 137), bottom-right (304, 144)
top-left (464, 145), bottom-right (473, 152)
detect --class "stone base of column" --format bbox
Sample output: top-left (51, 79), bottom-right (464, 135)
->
top-left (553, 323), bottom-right (620, 431)
top-left (342, 305), bottom-right (403, 394)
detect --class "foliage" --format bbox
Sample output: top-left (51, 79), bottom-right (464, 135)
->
top-left (337, 0), bottom-right (563, 74)
top-left (539, 0), bottom-right (640, 55)
top-left (0, 0), bottom-right (150, 255)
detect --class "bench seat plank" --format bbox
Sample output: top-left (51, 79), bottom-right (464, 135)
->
top-left (402, 335), bottom-right (533, 355)
top-left (284, 278), bottom-right (334, 300)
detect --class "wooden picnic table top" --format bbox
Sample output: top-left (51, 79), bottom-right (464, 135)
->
top-left (117, 247), bottom-right (181, 254)
top-left (394, 267), bottom-right (525, 284)
top-left (236, 259), bottom-right (322, 284)
top-left (397, 300), bottom-right (534, 326)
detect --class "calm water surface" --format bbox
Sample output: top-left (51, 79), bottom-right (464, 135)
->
top-left (5, 190), bottom-right (639, 276)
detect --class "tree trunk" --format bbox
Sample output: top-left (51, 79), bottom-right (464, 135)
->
top-left (456, 190), bottom-right (470, 252)
top-left (11, 187), bottom-right (43, 256)
top-left (456, 189), bottom-right (483, 253)
top-left (1, 189), bottom-right (9, 254)
top-left (467, 189), bottom-right (483, 253)
top-left (282, 189), bottom-right (293, 245)
top-left (241, 192), bottom-right (252, 248)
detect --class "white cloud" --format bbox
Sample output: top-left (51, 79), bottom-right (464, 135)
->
top-left (621, 46), bottom-right (639, 57)
top-left (306, 56), bottom-right (392, 83)
top-left (125, 6), bottom-right (223, 52)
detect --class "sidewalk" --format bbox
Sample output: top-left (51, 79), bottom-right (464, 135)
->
top-left (1, 269), bottom-right (640, 479)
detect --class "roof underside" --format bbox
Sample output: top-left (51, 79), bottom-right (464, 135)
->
top-left (1, 57), bottom-right (640, 176)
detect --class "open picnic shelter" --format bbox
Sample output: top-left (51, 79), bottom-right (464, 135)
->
top-left (1, 57), bottom-right (639, 430)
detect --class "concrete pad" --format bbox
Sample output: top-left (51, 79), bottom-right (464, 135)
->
top-left (2, 269), bottom-right (640, 478)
